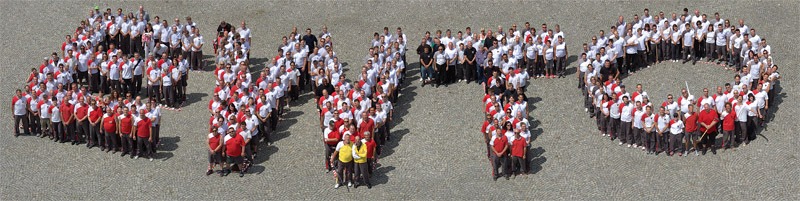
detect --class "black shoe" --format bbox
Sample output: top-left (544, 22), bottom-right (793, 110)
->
top-left (505, 176), bottom-right (510, 180)
top-left (206, 169), bottom-right (214, 176)
top-left (239, 172), bottom-right (244, 177)
top-left (367, 184), bottom-right (372, 189)
top-left (493, 176), bottom-right (498, 181)
top-left (702, 149), bottom-right (707, 155)
top-left (711, 149), bottom-right (717, 155)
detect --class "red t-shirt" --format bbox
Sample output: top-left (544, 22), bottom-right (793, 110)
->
top-left (225, 134), bottom-right (245, 157)
top-left (722, 111), bottom-right (736, 131)
top-left (209, 134), bottom-right (221, 150)
top-left (684, 113), bottom-right (698, 132)
top-left (120, 115), bottom-right (133, 134)
top-left (698, 109), bottom-right (719, 133)
top-left (89, 108), bottom-right (103, 122)
top-left (102, 114), bottom-right (117, 133)
top-left (75, 105), bottom-right (88, 120)
top-left (136, 117), bottom-right (152, 138)
top-left (60, 103), bottom-right (74, 123)
top-left (493, 135), bottom-right (508, 155)
top-left (326, 130), bottom-right (340, 146)
top-left (364, 139), bottom-right (377, 158)
top-left (358, 119), bottom-right (375, 136)
top-left (511, 137), bottom-right (527, 157)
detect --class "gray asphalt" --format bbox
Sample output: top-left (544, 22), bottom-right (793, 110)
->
top-left (1, 0), bottom-right (798, 200)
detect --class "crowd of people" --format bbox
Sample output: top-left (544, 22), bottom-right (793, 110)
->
top-left (578, 8), bottom-right (782, 156)
top-left (419, 24), bottom-right (544, 180)
top-left (9, 5), bottom-right (183, 161)
top-left (318, 27), bottom-right (405, 189)
top-left (416, 23), bottom-right (567, 89)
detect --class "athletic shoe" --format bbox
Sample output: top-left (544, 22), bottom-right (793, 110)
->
top-left (627, 144), bottom-right (631, 148)
top-left (206, 169), bottom-right (214, 176)
top-left (134, 156), bottom-right (139, 159)
top-left (149, 158), bottom-right (154, 162)
top-left (348, 182), bottom-right (353, 187)
top-left (335, 184), bottom-right (340, 189)
top-left (618, 142), bottom-right (623, 145)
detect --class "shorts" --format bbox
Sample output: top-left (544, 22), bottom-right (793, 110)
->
top-left (209, 151), bottom-right (222, 164)
top-left (226, 156), bottom-right (243, 164)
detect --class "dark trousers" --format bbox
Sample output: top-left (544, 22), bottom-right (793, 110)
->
top-left (123, 78), bottom-right (133, 95)
top-left (672, 44), bottom-right (681, 60)
top-left (705, 43), bottom-right (716, 61)
top-left (625, 53), bottom-right (636, 73)
top-left (716, 45), bottom-right (728, 64)
top-left (162, 85), bottom-right (174, 107)
top-left (511, 156), bottom-right (527, 175)
top-left (105, 131), bottom-right (118, 151)
top-left (63, 122), bottom-right (75, 142)
top-left (737, 121), bottom-right (748, 144)
top-left (269, 110), bottom-right (278, 131)
top-left (133, 74), bottom-right (143, 97)
top-left (137, 136), bottom-right (152, 158)
top-left (722, 130), bottom-right (734, 148)
top-left (492, 153), bottom-right (510, 178)
top-left (14, 115), bottom-right (29, 135)
top-left (702, 131), bottom-right (717, 151)
top-left (435, 64), bottom-right (446, 85)
top-left (646, 131), bottom-right (656, 152)
top-left (354, 162), bottom-right (371, 186)
top-left (637, 50), bottom-right (646, 68)
top-left (109, 79), bottom-right (121, 94)
top-left (121, 35), bottom-right (131, 55)
top-left (556, 56), bottom-right (566, 76)
top-left (28, 114), bottom-right (40, 134)
top-left (51, 121), bottom-right (63, 139)
top-left (631, 127), bottom-right (642, 146)
top-left (151, 125), bottom-right (160, 152)
top-left (447, 65), bottom-right (456, 83)
top-left (607, 118), bottom-right (619, 139)
top-left (656, 132), bottom-right (665, 152)
top-left (77, 120), bottom-right (89, 142)
top-left (89, 123), bottom-right (103, 146)
top-left (191, 51), bottom-right (203, 70)
top-left (90, 73), bottom-right (100, 93)
top-left (336, 161), bottom-right (353, 185)
top-left (324, 144), bottom-right (335, 170)
top-left (683, 46), bottom-right (695, 62)
top-left (121, 134), bottom-right (134, 154)
top-left (149, 85), bottom-right (161, 103)
top-left (619, 121), bottom-right (631, 144)
top-left (131, 36), bottom-right (143, 55)
top-left (464, 63), bottom-right (475, 82)
top-left (455, 63), bottom-right (465, 81)
top-left (535, 55), bottom-right (544, 76)
top-left (578, 72), bottom-right (586, 89)
top-left (100, 76), bottom-right (109, 94)
top-left (669, 133), bottom-right (684, 153)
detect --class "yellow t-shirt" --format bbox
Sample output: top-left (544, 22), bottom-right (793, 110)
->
top-left (354, 145), bottom-right (368, 164)
top-left (338, 143), bottom-right (353, 163)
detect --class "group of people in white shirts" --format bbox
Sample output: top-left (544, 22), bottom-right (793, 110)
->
top-left (577, 8), bottom-right (782, 156)
top-left (319, 27), bottom-right (404, 189)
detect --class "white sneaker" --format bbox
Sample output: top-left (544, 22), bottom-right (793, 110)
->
top-left (348, 182), bottom-right (353, 187)
top-left (335, 184), bottom-right (340, 189)
top-left (134, 156), bottom-right (139, 159)
top-left (585, 108), bottom-right (588, 112)
top-left (641, 147), bottom-right (646, 150)
top-left (419, 78), bottom-right (423, 82)
top-left (149, 158), bottom-right (154, 162)
top-left (619, 142), bottom-right (623, 145)
top-left (627, 144), bottom-right (631, 148)
top-left (647, 66), bottom-right (651, 68)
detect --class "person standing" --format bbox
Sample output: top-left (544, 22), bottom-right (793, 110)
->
top-left (683, 104), bottom-right (700, 156)
top-left (223, 127), bottom-right (246, 177)
top-left (619, 96), bottom-right (634, 146)
top-left (352, 137), bottom-right (371, 189)
top-left (88, 100), bottom-right (104, 150)
top-left (11, 89), bottom-right (30, 137)
top-left (668, 113), bottom-right (685, 156)
top-left (207, 126), bottom-right (223, 176)
top-left (510, 130), bottom-right (527, 177)
top-left (490, 128), bottom-right (510, 181)
top-left (721, 102), bottom-right (736, 149)
top-left (133, 110), bottom-right (154, 161)
top-left (191, 27), bottom-right (204, 70)
top-left (118, 107), bottom-right (134, 157)
top-left (682, 23), bottom-right (696, 65)
top-left (74, 97), bottom-right (89, 145)
top-left (331, 134), bottom-right (354, 189)
top-left (101, 107), bottom-right (117, 153)
top-left (698, 103), bottom-right (719, 155)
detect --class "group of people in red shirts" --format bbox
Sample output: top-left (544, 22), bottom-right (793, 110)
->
top-left (317, 27), bottom-right (404, 189)
top-left (579, 8), bottom-right (782, 156)
top-left (12, 6), bottom-right (173, 161)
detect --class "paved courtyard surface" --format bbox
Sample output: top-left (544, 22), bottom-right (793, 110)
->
top-left (1, 1), bottom-right (799, 200)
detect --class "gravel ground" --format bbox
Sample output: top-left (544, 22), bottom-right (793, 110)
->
top-left (1, 0), bottom-right (798, 200)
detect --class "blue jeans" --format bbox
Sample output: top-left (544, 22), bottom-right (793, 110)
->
top-left (420, 66), bottom-right (434, 80)
top-left (476, 65), bottom-right (485, 84)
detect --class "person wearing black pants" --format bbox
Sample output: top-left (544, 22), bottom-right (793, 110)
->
top-left (490, 133), bottom-right (510, 180)
top-left (434, 46), bottom-right (447, 87)
top-left (464, 42), bottom-right (476, 83)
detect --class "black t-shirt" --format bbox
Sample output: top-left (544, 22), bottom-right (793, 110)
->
top-left (465, 47), bottom-right (477, 62)
top-left (303, 34), bottom-right (318, 51)
top-left (484, 37), bottom-right (497, 49)
top-left (420, 53), bottom-right (432, 65)
top-left (416, 44), bottom-right (428, 55)
top-left (599, 66), bottom-right (616, 82)
top-left (217, 23), bottom-right (232, 33)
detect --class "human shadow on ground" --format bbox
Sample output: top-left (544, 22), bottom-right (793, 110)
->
top-left (155, 136), bottom-right (179, 161)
